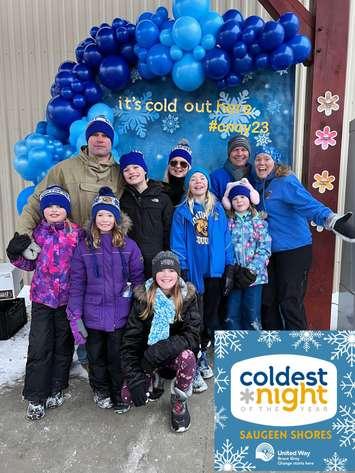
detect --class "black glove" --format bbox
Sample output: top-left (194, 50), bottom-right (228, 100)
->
top-left (130, 382), bottom-right (148, 407)
top-left (141, 356), bottom-right (155, 374)
top-left (234, 266), bottom-right (257, 289)
top-left (329, 212), bottom-right (355, 242)
top-left (181, 269), bottom-right (188, 282)
top-left (223, 264), bottom-right (234, 296)
top-left (6, 232), bottom-right (32, 261)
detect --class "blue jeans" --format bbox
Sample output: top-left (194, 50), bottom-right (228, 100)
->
top-left (225, 285), bottom-right (263, 330)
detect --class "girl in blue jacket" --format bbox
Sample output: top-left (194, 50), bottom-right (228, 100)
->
top-left (171, 167), bottom-right (233, 392)
top-left (223, 183), bottom-right (271, 330)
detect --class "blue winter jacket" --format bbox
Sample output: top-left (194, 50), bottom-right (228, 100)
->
top-left (210, 163), bottom-right (252, 200)
top-left (250, 169), bottom-right (332, 252)
top-left (171, 201), bottom-right (234, 293)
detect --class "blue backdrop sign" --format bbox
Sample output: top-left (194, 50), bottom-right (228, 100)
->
top-left (104, 67), bottom-right (295, 179)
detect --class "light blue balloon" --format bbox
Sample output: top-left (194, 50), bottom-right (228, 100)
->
top-left (193, 45), bottom-right (206, 61)
top-left (63, 145), bottom-right (76, 159)
top-left (201, 33), bottom-right (216, 50)
top-left (17, 186), bottom-right (36, 214)
top-left (160, 29), bottom-right (174, 47)
top-left (69, 118), bottom-right (87, 147)
top-left (200, 11), bottom-right (223, 36)
top-left (14, 140), bottom-right (28, 158)
top-left (25, 133), bottom-right (49, 149)
top-left (76, 131), bottom-right (87, 152)
top-left (170, 45), bottom-right (184, 61)
top-left (27, 147), bottom-right (53, 172)
top-left (111, 148), bottom-right (120, 163)
top-left (87, 103), bottom-right (114, 123)
top-left (172, 16), bottom-right (202, 51)
top-left (173, 0), bottom-right (210, 20)
top-left (172, 53), bottom-right (205, 91)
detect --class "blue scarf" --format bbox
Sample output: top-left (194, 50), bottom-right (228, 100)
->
top-left (146, 279), bottom-right (176, 346)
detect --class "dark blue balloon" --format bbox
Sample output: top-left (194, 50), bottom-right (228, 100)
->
top-left (233, 41), bottom-right (247, 58)
top-left (137, 61), bottom-right (156, 80)
top-left (96, 27), bottom-right (117, 55)
top-left (83, 81), bottom-right (103, 103)
top-left (243, 15), bottom-right (265, 33)
top-left (46, 120), bottom-right (69, 141)
top-left (73, 63), bottom-right (93, 82)
top-left (259, 21), bottom-right (285, 51)
top-left (47, 96), bottom-right (82, 129)
top-left (217, 20), bottom-right (242, 51)
top-left (222, 9), bottom-right (244, 24)
top-left (72, 94), bottom-right (86, 110)
top-left (17, 186), bottom-right (36, 214)
top-left (71, 78), bottom-right (84, 93)
top-left (60, 86), bottom-right (73, 99)
top-left (138, 12), bottom-right (153, 22)
top-left (270, 44), bottom-right (294, 70)
top-left (120, 43), bottom-right (137, 65)
top-left (36, 121), bottom-right (47, 135)
top-left (216, 79), bottom-right (227, 90)
top-left (232, 53), bottom-right (253, 74)
top-left (100, 23), bottom-right (110, 28)
top-left (50, 83), bottom-right (60, 97)
top-left (248, 41), bottom-right (262, 57)
top-left (147, 44), bottom-right (173, 76)
top-left (255, 52), bottom-right (270, 69)
top-left (126, 24), bottom-right (136, 41)
top-left (112, 18), bottom-right (126, 28)
top-left (135, 20), bottom-right (160, 48)
top-left (280, 12), bottom-right (300, 40)
top-left (203, 47), bottom-right (231, 80)
top-left (99, 55), bottom-right (130, 91)
top-left (90, 26), bottom-right (99, 38)
top-left (135, 46), bottom-right (148, 62)
top-left (151, 13), bottom-right (164, 27)
top-left (114, 26), bottom-right (129, 44)
top-left (156, 6), bottom-right (168, 21)
top-left (83, 43), bottom-right (102, 67)
top-left (226, 73), bottom-right (241, 87)
top-left (75, 45), bottom-right (85, 62)
top-left (242, 27), bottom-right (256, 45)
top-left (287, 34), bottom-right (312, 62)
top-left (55, 70), bottom-right (75, 89)
top-left (58, 61), bottom-right (76, 72)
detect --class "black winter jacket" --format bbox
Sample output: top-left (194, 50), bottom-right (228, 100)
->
top-left (120, 181), bottom-right (173, 277)
top-left (121, 282), bottom-right (200, 390)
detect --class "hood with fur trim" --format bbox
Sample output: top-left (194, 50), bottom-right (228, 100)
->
top-left (133, 280), bottom-right (196, 307)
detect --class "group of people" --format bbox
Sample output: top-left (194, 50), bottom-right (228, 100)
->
top-left (6, 116), bottom-right (355, 431)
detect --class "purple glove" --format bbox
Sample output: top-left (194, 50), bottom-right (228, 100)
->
top-left (70, 318), bottom-right (88, 345)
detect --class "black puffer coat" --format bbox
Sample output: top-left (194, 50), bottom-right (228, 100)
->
top-left (121, 282), bottom-right (200, 390)
top-left (120, 180), bottom-right (173, 277)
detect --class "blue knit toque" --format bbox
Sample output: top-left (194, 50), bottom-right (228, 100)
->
top-left (91, 186), bottom-right (121, 222)
top-left (40, 186), bottom-right (71, 215)
top-left (85, 116), bottom-right (114, 143)
top-left (184, 166), bottom-right (211, 190)
top-left (120, 151), bottom-right (148, 174)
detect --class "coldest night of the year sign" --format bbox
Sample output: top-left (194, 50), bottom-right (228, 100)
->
top-left (214, 331), bottom-right (354, 471)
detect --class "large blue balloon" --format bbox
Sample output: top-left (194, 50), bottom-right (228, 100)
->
top-left (172, 53), bottom-right (205, 91)
top-left (270, 44), bottom-right (294, 70)
top-left (27, 147), bottom-right (53, 173)
top-left (96, 27), bottom-right (118, 55)
top-left (87, 103), bottom-right (114, 123)
top-left (217, 20), bottom-right (242, 51)
top-left (120, 44), bottom-right (137, 66)
top-left (280, 12), bottom-right (300, 40)
top-left (172, 16), bottom-right (202, 51)
top-left (83, 81), bottom-right (103, 104)
top-left (83, 43), bottom-right (102, 67)
top-left (259, 21), bottom-right (285, 51)
top-left (99, 55), bottom-right (130, 91)
top-left (69, 118), bottom-right (88, 147)
top-left (147, 44), bottom-right (173, 76)
top-left (137, 61), bottom-right (156, 80)
top-left (14, 140), bottom-right (28, 157)
top-left (13, 156), bottom-right (37, 181)
top-left (222, 9), bottom-right (244, 24)
top-left (232, 54), bottom-right (253, 74)
top-left (73, 63), bottom-right (93, 82)
top-left (72, 94), bottom-right (86, 110)
top-left (47, 96), bottom-right (82, 129)
top-left (203, 48), bottom-right (231, 80)
top-left (55, 70), bottom-right (75, 89)
top-left (200, 11), bottom-right (223, 36)
top-left (243, 15), bottom-right (264, 34)
top-left (173, 0), bottom-right (209, 20)
top-left (135, 20), bottom-right (160, 48)
top-left (25, 133), bottom-right (49, 149)
top-left (58, 61), bottom-right (76, 72)
top-left (17, 186), bottom-right (36, 214)
top-left (287, 34), bottom-right (312, 62)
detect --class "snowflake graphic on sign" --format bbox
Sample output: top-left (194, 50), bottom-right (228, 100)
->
top-left (214, 330), bottom-right (246, 359)
top-left (254, 132), bottom-right (272, 147)
top-left (215, 440), bottom-right (256, 471)
top-left (332, 403), bottom-right (355, 450)
top-left (323, 451), bottom-right (348, 471)
top-left (209, 90), bottom-right (261, 139)
top-left (161, 113), bottom-right (180, 134)
top-left (257, 331), bottom-right (281, 349)
top-left (215, 406), bottom-right (228, 430)
top-left (340, 372), bottom-right (355, 398)
top-left (324, 331), bottom-right (355, 367)
top-left (290, 330), bottom-right (323, 351)
top-left (215, 367), bottom-right (229, 394)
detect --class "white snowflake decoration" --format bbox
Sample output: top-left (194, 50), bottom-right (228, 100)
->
top-left (289, 330), bottom-right (323, 351)
top-left (214, 331), bottom-right (246, 359)
top-left (254, 132), bottom-right (272, 147)
top-left (240, 388), bottom-right (255, 404)
top-left (258, 331), bottom-right (281, 348)
top-left (331, 403), bottom-right (355, 450)
top-left (323, 451), bottom-right (348, 471)
top-left (215, 367), bottom-right (229, 394)
top-left (209, 90), bottom-right (261, 139)
top-left (161, 113), bottom-right (180, 134)
top-left (324, 331), bottom-right (355, 367)
top-left (317, 90), bottom-right (340, 117)
top-left (267, 100), bottom-right (281, 115)
top-left (215, 440), bottom-right (256, 471)
top-left (114, 91), bottom-right (160, 138)
top-left (215, 406), bottom-right (228, 430)
top-left (340, 372), bottom-right (355, 398)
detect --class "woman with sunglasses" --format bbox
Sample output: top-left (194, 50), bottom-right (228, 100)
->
top-left (164, 139), bottom-right (192, 206)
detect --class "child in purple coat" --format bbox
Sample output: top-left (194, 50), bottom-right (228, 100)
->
top-left (6, 186), bottom-right (83, 421)
top-left (67, 187), bottom-right (144, 413)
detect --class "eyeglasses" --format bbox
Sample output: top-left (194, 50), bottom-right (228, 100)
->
top-left (169, 159), bottom-right (189, 169)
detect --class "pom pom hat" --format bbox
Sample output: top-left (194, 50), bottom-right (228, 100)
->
top-left (40, 185), bottom-right (71, 215)
top-left (91, 186), bottom-right (121, 222)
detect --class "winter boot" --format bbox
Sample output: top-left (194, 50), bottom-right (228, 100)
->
top-left (46, 391), bottom-right (64, 409)
top-left (93, 391), bottom-right (113, 409)
top-left (148, 372), bottom-right (165, 402)
top-left (192, 368), bottom-right (208, 393)
top-left (170, 380), bottom-right (191, 433)
top-left (26, 401), bottom-right (45, 421)
top-left (198, 351), bottom-right (213, 379)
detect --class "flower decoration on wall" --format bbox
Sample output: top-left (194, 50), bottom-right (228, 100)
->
top-left (317, 90), bottom-right (340, 117)
top-left (314, 126), bottom-right (337, 150)
top-left (312, 170), bottom-right (335, 194)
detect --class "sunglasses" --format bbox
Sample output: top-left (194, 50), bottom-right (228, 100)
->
top-left (169, 159), bottom-right (189, 169)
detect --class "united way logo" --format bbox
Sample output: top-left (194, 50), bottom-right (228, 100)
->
top-left (255, 442), bottom-right (275, 462)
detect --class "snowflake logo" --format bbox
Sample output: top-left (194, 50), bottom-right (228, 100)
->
top-left (289, 331), bottom-right (323, 351)
top-left (323, 451), bottom-right (348, 471)
top-left (314, 125), bottom-right (338, 150)
top-left (324, 331), bottom-right (355, 367)
top-left (310, 220), bottom-right (324, 232)
top-left (312, 170), bottom-right (336, 194)
top-left (209, 90), bottom-right (261, 139)
top-left (331, 403), bottom-right (355, 449)
top-left (317, 90), bottom-right (340, 117)
top-left (254, 132), bottom-right (272, 147)
top-left (258, 331), bottom-right (281, 348)
top-left (340, 372), bottom-right (355, 398)
top-left (267, 100), bottom-right (281, 115)
top-left (161, 113), bottom-right (180, 134)
top-left (215, 406), bottom-right (228, 430)
top-left (130, 68), bottom-right (142, 84)
top-left (214, 330), bottom-right (246, 359)
top-left (215, 367), bottom-right (229, 394)
top-left (114, 91), bottom-right (160, 138)
top-left (240, 388), bottom-right (255, 404)
top-left (215, 440), bottom-right (256, 471)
